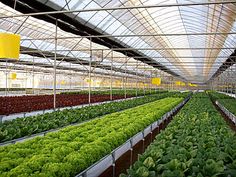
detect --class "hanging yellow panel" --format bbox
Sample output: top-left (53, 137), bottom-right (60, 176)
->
top-left (85, 78), bottom-right (92, 83)
top-left (151, 78), bottom-right (161, 85)
top-left (188, 83), bottom-right (198, 87)
top-left (115, 80), bottom-right (121, 87)
top-left (188, 83), bottom-right (194, 87)
top-left (175, 81), bottom-right (181, 86)
top-left (0, 33), bottom-right (20, 60)
top-left (10, 73), bottom-right (17, 80)
top-left (61, 80), bottom-right (65, 85)
top-left (176, 81), bottom-right (186, 86)
top-left (115, 80), bottom-right (121, 84)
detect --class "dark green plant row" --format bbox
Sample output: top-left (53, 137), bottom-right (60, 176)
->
top-left (122, 94), bottom-right (236, 177)
top-left (208, 91), bottom-right (236, 115)
top-left (0, 97), bottom-right (183, 177)
top-left (191, 92), bottom-right (209, 98)
top-left (60, 89), bottom-right (167, 96)
top-left (208, 91), bottom-right (234, 101)
top-left (0, 92), bottom-right (183, 143)
top-left (170, 92), bottom-right (190, 98)
top-left (219, 99), bottom-right (236, 116)
top-left (0, 88), bottom-right (26, 91)
top-left (208, 92), bottom-right (235, 116)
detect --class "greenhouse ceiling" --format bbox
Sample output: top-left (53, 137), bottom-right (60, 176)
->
top-left (0, 0), bottom-right (236, 84)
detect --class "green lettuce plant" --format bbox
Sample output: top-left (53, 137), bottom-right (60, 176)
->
top-left (0, 97), bottom-right (183, 176)
top-left (122, 93), bottom-right (236, 177)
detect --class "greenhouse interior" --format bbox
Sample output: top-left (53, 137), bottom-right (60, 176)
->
top-left (0, 0), bottom-right (236, 177)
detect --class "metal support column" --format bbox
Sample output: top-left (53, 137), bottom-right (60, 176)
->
top-left (143, 65), bottom-right (145, 96)
top-left (124, 57), bottom-right (127, 98)
top-left (70, 63), bottom-right (72, 91)
top-left (150, 70), bottom-right (152, 94)
top-left (226, 72), bottom-right (229, 94)
top-left (53, 19), bottom-right (58, 110)
top-left (32, 57), bottom-right (35, 94)
top-left (110, 50), bottom-right (113, 100)
top-left (157, 70), bottom-right (160, 93)
top-left (122, 77), bottom-right (124, 90)
top-left (161, 71), bottom-right (164, 91)
top-left (135, 60), bottom-right (138, 97)
top-left (5, 61), bottom-right (8, 96)
top-left (24, 66), bottom-right (27, 91)
top-left (167, 77), bottom-right (169, 91)
top-left (230, 66), bottom-right (233, 94)
top-left (155, 71), bottom-right (157, 93)
top-left (172, 77), bottom-right (174, 91)
top-left (89, 38), bottom-right (92, 105)
top-left (234, 65), bottom-right (236, 97)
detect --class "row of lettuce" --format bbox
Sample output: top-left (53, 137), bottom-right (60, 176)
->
top-left (60, 89), bottom-right (167, 96)
top-left (218, 99), bottom-right (236, 116)
top-left (0, 92), bottom-right (188, 143)
top-left (1, 89), bottom-right (167, 116)
top-left (122, 93), bottom-right (236, 177)
top-left (208, 91), bottom-right (234, 101)
top-left (0, 97), bottom-right (184, 176)
top-left (208, 91), bottom-right (236, 116)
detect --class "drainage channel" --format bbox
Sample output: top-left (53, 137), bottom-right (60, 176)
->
top-left (76, 96), bottom-right (191, 177)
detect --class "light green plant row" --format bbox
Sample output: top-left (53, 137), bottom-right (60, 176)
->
top-left (0, 92), bottom-right (178, 143)
top-left (0, 97), bottom-right (183, 177)
top-left (122, 95), bottom-right (236, 177)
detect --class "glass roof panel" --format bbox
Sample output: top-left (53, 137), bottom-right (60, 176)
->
top-left (0, 0), bottom-right (235, 83)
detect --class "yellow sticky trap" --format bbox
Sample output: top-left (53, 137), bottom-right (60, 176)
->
top-left (11, 73), bottom-right (17, 80)
top-left (176, 81), bottom-right (186, 86)
top-left (175, 81), bottom-right (181, 86)
top-left (86, 78), bottom-right (93, 83)
top-left (188, 83), bottom-right (198, 87)
top-left (152, 78), bottom-right (161, 85)
top-left (0, 33), bottom-right (21, 60)
top-left (115, 80), bottom-right (121, 84)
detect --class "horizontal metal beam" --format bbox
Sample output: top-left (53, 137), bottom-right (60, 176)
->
top-left (21, 47), bottom-right (236, 52)
top-left (18, 59), bottom-right (236, 63)
top-left (0, 1), bottom-right (235, 19)
top-left (21, 32), bottom-right (236, 40)
top-left (7, 47), bottom-right (150, 78)
top-left (0, 63), bottom-right (229, 70)
top-left (2, 64), bottom-right (227, 68)
top-left (0, 65), bottom-right (140, 79)
top-left (19, 56), bottom-right (235, 59)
